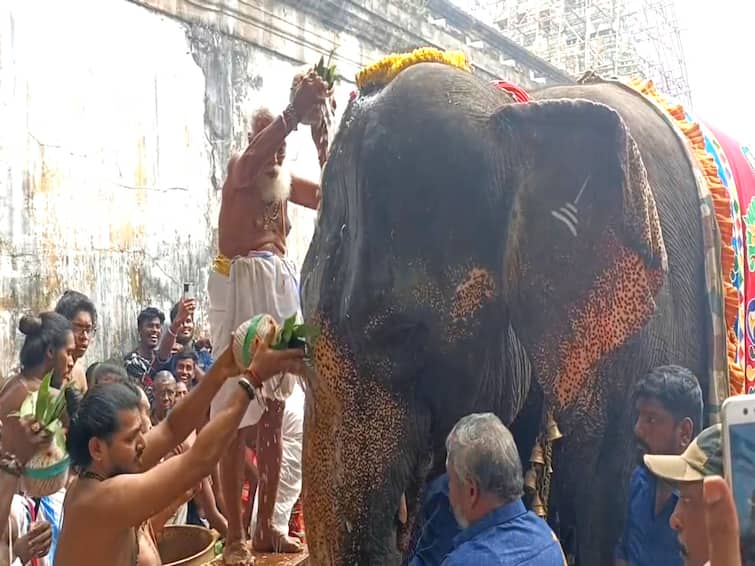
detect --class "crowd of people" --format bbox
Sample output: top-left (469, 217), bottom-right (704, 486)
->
top-left (0, 67), bottom-right (329, 566)
top-left (0, 64), bottom-right (746, 566)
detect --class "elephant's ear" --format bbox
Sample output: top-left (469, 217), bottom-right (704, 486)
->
top-left (491, 99), bottom-right (667, 415)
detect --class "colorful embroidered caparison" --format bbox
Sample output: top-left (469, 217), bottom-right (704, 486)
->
top-left (704, 128), bottom-right (755, 392)
top-left (627, 78), bottom-right (746, 406)
top-left (696, 122), bottom-right (746, 375)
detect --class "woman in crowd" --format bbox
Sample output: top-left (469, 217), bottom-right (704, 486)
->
top-left (55, 328), bottom-right (304, 565)
top-left (0, 313), bottom-right (76, 564)
top-left (0, 313), bottom-right (75, 421)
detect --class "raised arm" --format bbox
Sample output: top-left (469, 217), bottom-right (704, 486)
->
top-left (87, 378), bottom-right (256, 530)
top-left (93, 332), bottom-right (302, 529)
top-left (229, 73), bottom-right (328, 194)
top-left (141, 347), bottom-right (236, 468)
top-left (290, 175), bottom-right (321, 210)
top-left (230, 116), bottom-right (292, 193)
top-left (156, 298), bottom-right (195, 365)
top-left (142, 331), bottom-right (305, 468)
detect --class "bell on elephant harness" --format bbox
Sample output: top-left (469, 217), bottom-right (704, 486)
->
top-left (531, 492), bottom-right (547, 517)
top-left (529, 443), bottom-right (546, 466)
top-left (545, 413), bottom-right (563, 442)
top-left (524, 467), bottom-right (538, 493)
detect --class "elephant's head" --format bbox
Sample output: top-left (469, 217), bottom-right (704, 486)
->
top-left (301, 62), bottom-right (666, 565)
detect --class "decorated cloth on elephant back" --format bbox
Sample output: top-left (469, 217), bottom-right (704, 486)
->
top-left (700, 124), bottom-right (755, 393)
top-left (622, 77), bottom-right (747, 416)
top-left (694, 122), bottom-right (746, 374)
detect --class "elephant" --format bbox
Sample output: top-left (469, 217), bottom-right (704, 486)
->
top-left (300, 61), bottom-right (714, 565)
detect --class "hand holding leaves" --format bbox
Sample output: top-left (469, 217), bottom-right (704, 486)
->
top-left (313, 49), bottom-right (338, 89)
top-left (271, 315), bottom-right (320, 353)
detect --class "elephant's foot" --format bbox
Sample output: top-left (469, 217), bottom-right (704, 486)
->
top-left (252, 528), bottom-right (304, 553)
top-left (222, 540), bottom-right (254, 565)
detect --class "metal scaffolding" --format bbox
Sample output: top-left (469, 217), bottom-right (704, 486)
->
top-left (460, 0), bottom-right (692, 106)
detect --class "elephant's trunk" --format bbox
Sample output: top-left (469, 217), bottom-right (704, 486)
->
top-left (303, 318), bottom-right (429, 565)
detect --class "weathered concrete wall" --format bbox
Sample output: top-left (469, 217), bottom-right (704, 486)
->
top-left (0, 0), bottom-right (569, 375)
top-left (0, 0), bottom-right (328, 372)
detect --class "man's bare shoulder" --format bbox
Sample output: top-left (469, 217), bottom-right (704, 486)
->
top-left (65, 479), bottom-right (101, 511)
top-left (65, 477), bottom-right (126, 518)
top-left (223, 153), bottom-right (242, 193)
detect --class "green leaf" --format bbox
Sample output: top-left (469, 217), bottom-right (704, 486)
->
top-left (326, 46), bottom-right (337, 68)
top-left (282, 315), bottom-right (297, 341)
top-left (271, 315), bottom-right (296, 350)
top-left (282, 327), bottom-right (294, 345)
top-left (293, 324), bottom-right (320, 340)
top-left (44, 388), bottom-right (59, 423)
top-left (35, 372), bottom-right (51, 422)
top-left (45, 386), bottom-right (68, 426)
top-left (214, 540), bottom-right (225, 556)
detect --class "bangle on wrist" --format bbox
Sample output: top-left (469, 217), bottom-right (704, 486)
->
top-left (168, 325), bottom-right (178, 337)
top-left (0, 453), bottom-right (24, 477)
top-left (237, 377), bottom-right (256, 400)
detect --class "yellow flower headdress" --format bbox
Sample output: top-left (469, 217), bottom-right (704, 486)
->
top-left (355, 47), bottom-right (471, 91)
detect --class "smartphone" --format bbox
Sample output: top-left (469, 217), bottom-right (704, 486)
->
top-left (722, 394), bottom-right (755, 559)
top-left (182, 282), bottom-right (195, 301)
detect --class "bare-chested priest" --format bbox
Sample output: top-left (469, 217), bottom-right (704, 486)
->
top-left (208, 70), bottom-right (328, 564)
top-left (55, 334), bottom-right (305, 566)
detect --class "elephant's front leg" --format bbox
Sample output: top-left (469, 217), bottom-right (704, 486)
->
top-left (552, 397), bottom-right (635, 566)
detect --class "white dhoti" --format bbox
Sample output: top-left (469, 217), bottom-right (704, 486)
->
top-left (209, 251), bottom-right (300, 428)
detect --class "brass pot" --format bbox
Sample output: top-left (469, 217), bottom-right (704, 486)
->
top-left (158, 525), bottom-right (218, 566)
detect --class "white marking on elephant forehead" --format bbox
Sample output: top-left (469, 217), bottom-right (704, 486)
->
top-left (559, 205), bottom-right (578, 225)
top-left (551, 209), bottom-right (578, 237)
top-left (550, 176), bottom-right (590, 237)
top-left (574, 176), bottom-right (590, 204)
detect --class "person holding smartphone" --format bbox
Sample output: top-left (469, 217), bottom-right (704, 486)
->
top-left (156, 292), bottom-right (203, 385)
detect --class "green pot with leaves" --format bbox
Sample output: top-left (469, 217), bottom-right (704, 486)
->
top-left (17, 373), bottom-right (70, 497)
top-left (231, 313), bottom-right (319, 372)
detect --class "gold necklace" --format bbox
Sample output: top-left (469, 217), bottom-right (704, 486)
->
top-left (261, 199), bottom-right (282, 231)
